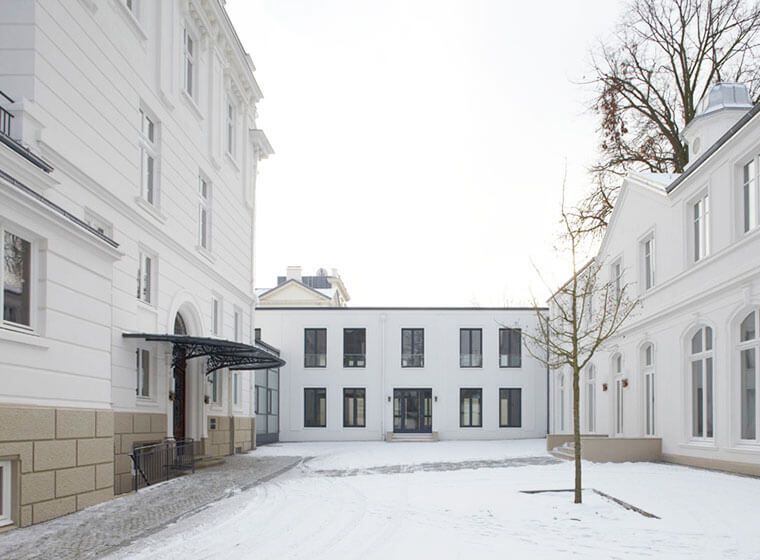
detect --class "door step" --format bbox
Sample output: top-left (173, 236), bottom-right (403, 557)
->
top-left (194, 455), bottom-right (226, 469)
top-left (386, 432), bottom-right (439, 443)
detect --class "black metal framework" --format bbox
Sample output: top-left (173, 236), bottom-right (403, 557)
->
top-left (343, 388), bottom-right (366, 427)
top-left (343, 328), bottom-right (366, 367)
top-left (460, 388), bottom-right (482, 427)
top-left (401, 328), bottom-right (424, 367)
top-left (393, 388), bottom-right (432, 433)
top-left (304, 387), bottom-right (326, 427)
top-left (460, 328), bottom-right (482, 368)
top-left (499, 328), bottom-right (522, 368)
top-left (304, 328), bottom-right (327, 367)
top-left (130, 439), bottom-right (195, 490)
top-left (122, 333), bottom-right (285, 374)
top-left (499, 388), bottom-right (522, 427)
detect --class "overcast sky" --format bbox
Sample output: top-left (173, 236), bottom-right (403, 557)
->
top-left (227, 0), bottom-right (625, 306)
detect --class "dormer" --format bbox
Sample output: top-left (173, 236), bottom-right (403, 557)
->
top-left (682, 83), bottom-right (753, 167)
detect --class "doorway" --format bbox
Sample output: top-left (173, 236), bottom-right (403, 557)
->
top-left (393, 388), bottom-right (432, 433)
top-left (173, 313), bottom-right (188, 441)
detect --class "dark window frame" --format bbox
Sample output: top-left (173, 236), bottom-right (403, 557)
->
top-left (304, 328), bottom-right (327, 368)
top-left (459, 328), bottom-right (483, 368)
top-left (343, 328), bottom-right (366, 368)
top-left (499, 328), bottom-right (522, 368)
top-left (460, 388), bottom-right (483, 428)
top-left (304, 387), bottom-right (326, 427)
top-left (343, 387), bottom-right (366, 428)
top-left (499, 387), bottom-right (522, 427)
top-left (401, 328), bottom-right (425, 368)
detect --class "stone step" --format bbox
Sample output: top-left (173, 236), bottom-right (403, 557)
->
top-left (194, 455), bottom-right (226, 469)
top-left (551, 446), bottom-right (575, 461)
top-left (388, 432), bottom-right (438, 443)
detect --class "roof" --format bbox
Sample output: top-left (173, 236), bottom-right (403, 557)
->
top-left (256, 306), bottom-right (547, 311)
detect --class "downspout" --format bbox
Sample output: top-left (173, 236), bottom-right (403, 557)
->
top-left (380, 313), bottom-right (387, 440)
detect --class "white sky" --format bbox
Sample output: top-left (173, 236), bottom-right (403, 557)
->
top-left (227, 0), bottom-right (625, 306)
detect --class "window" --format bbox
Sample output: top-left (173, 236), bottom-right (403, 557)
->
top-left (183, 27), bottom-right (196, 99)
top-left (642, 344), bottom-right (655, 436)
top-left (742, 159), bottom-right (758, 233)
top-left (304, 328), bottom-right (327, 367)
top-left (136, 251), bottom-right (154, 304)
top-left (210, 371), bottom-right (221, 404)
top-left (198, 176), bottom-right (211, 250)
top-left (499, 388), bottom-right (521, 427)
top-left (558, 372), bottom-right (566, 432)
top-left (343, 388), bottom-right (366, 427)
top-left (693, 193), bottom-right (710, 262)
top-left (211, 297), bottom-right (220, 335)
top-left (135, 348), bottom-right (150, 397)
top-left (2, 229), bottom-right (32, 327)
top-left (585, 364), bottom-right (596, 432)
top-left (233, 309), bottom-right (242, 342)
top-left (226, 100), bottom-right (236, 157)
top-left (612, 259), bottom-right (623, 300)
top-left (641, 236), bottom-right (655, 291)
top-left (139, 107), bottom-right (159, 206)
top-left (343, 328), bottom-right (366, 367)
top-left (460, 328), bottom-right (482, 367)
top-left (460, 388), bottom-right (482, 427)
top-left (401, 328), bottom-right (424, 367)
top-left (613, 354), bottom-right (624, 434)
top-left (0, 459), bottom-right (11, 527)
top-left (233, 372), bottom-right (240, 406)
top-left (304, 388), bottom-right (326, 427)
top-left (690, 326), bottom-right (714, 438)
top-left (254, 328), bottom-right (261, 341)
top-left (499, 328), bottom-right (522, 367)
top-left (739, 311), bottom-right (758, 440)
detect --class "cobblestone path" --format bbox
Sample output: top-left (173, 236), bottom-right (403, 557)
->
top-left (0, 455), bottom-right (301, 560)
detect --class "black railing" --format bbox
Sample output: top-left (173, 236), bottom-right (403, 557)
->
top-left (130, 439), bottom-right (195, 490)
top-left (0, 91), bottom-right (14, 137)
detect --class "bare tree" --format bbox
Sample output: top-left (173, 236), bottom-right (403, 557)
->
top-left (575, 0), bottom-right (760, 237)
top-left (524, 189), bottom-right (638, 504)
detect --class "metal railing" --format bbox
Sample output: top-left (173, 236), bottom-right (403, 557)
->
top-left (0, 91), bottom-right (14, 137)
top-left (130, 439), bottom-right (195, 490)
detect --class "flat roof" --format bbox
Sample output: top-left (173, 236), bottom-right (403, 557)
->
top-left (256, 306), bottom-right (548, 311)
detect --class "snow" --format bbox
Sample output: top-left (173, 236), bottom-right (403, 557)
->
top-left (105, 440), bottom-right (760, 560)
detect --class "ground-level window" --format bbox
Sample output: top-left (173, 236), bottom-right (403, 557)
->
top-left (499, 328), bottom-right (521, 367)
top-left (460, 388), bottom-right (482, 427)
top-left (343, 328), bottom-right (366, 367)
top-left (255, 369), bottom-right (279, 437)
top-left (304, 388), bottom-right (326, 427)
top-left (691, 326), bottom-right (714, 438)
top-left (304, 328), bottom-right (327, 367)
top-left (643, 344), bottom-right (655, 436)
top-left (2, 229), bottom-right (32, 327)
top-left (585, 364), bottom-right (595, 432)
top-left (401, 328), bottom-right (424, 367)
top-left (499, 388), bottom-right (521, 427)
top-left (739, 310), bottom-right (758, 440)
top-left (613, 354), bottom-right (624, 434)
top-left (0, 459), bottom-right (11, 527)
top-left (343, 388), bottom-right (366, 427)
top-left (460, 328), bottom-right (482, 367)
top-left (135, 348), bottom-right (150, 397)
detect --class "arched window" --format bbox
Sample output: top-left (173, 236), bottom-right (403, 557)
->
top-left (642, 344), bottom-right (655, 436)
top-left (739, 311), bottom-right (758, 440)
top-left (613, 354), bottom-right (624, 434)
top-left (585, 364), bottom-right (595, 433)
top-left (690, 326), bottom-right (714, 438)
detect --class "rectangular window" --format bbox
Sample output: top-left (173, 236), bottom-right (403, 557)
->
top-left (199, 176), bottom-right (211, 250)
top-left (136, 251), bottom-right (153, 304)
top-left (401, 328), bottom-right (424, 367)
top-left (211, 371), bottom-right (221, 404)
top-left (139, 108), bottom-right (159, 206)
top-left (304, 388), bottom-right (326, 427)
top-left (135, 348), bottom-right (150, 397)
top-left (304, 328), bottom-right (327, 367)
top-left (0, 459), bottom-right (11, 527)
top-left (743, 159), bottom-right (758, 233)
top-left (226, 101), bottom-right (235, 156)
top-left (212, 297), bottom-right (220, 335)
top-left (234, 309), bottom-right (242, 342)
top-left (254, 328), bottom-right (261, 341)
top-left (460, 328), bottom-right (482, 367)
top-left (642, 236), bottom-right (655, 290)
top-left (499, 328), bottom-right (522, 367)
top-left (499, 388), bottom-right (522, 427)
top-left (233, 372), bottom-right (240, 406)
top-left (693, 194), bottom-right (710, 262)
top-left (2, 230), bottom-right (32, 327)
top-left (343, 328), bottom-right (366, 367)
top-left (460, 388), bottom-right (482, 427)
top-left (183, 27), bottom-right (195, 98)
top-left (343, 388), bottom-right (366, 427)
top-left (612, 259), bottom-right (622, 300)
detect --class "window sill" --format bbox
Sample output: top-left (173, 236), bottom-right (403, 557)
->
top-left (136, 397), bottom-right (158, 407)
top-left (0, 326), bottom-right (48, 348)
top-left (727, 443), bottom-right (760, 455)
top-left (134, 196), bottom-right (167, 224)
top-left (678, 441), bottom-right (718, 451)
top-left (181, 90), bottom-right (204, 121)
top-left (196, 245), bottom-right (215, 264)
top-left (113, 0), bottom-right (148, 41)
top-left (137, 299), bottom-right (158, 313)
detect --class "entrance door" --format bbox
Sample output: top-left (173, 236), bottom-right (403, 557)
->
top-left (173, 353), bottom-right (186, 441)
top-left (393, 389), bottom-right (432, 433)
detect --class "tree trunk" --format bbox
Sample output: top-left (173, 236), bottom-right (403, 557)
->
top-left (573, 365), bottom-right (582, 504)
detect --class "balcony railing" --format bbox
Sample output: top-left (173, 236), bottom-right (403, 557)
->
top-left (130, 439), bottom-right (195, 490)
top-left (0, 91), bottom-right (14, 137)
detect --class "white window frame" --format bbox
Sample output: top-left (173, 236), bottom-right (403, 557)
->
top-left (183, 26), bottom-right (197, 100)
top-left (613, 353), bottom-right (624, 435)
top-left (198, 175), bottom-right (212, 252)
top-left (226, 98), bottom-right (236, 158)
top-left (232, 372), bottom-right (240, 406)
top-left (211, 295), bottom-right (221, 336)
top-left (611, 258), bottom-right (623, 301)
top-left (642, 343), bottom-right (655, 436)
top-left (1, 224), bottom-right (36, 332)
top-left (210, 370), bottom-right (222, 405)
top-left (136, 347), bottom-right (151, 398)
top-left (0, 459), bottom-right (11, 527)
top-left (233, 307), bottom-right (242, 342)
top-left (139, 106), bottom-right (160, 207)
top-left (738, 310), bottom-right (759, 442)
top-left (558, 371), bottom-right (566, 432)
top-left (690, 326), bottom-right (715, 440)
top-left (640, 234), bottom-right (655, 292)
top-left (741, 157), bottom-right (759, 234)
top-left (585, 364), bottom-right (595, 433)
top-left (691, 191), bottom-right (710, 262)
top-left (136, 249), bottom-right (156, 305)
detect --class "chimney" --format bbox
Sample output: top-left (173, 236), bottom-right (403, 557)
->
top-left (286, 266), bottom-right (302, 282)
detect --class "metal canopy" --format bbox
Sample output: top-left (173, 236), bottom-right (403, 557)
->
top-left (122, 333), bottom-right (285, 374)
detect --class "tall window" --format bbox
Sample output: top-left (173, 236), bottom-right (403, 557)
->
top-left (739, 311), bottom-right (758, 440)
top-left (691, 326), bottom-right (714, 438)
top-left (401, 328), bottom-right (424, 367)
top-left (304, 328), bottom-right (327, 367)
top-left (693, 194), bottom-right (710, 262)
top-left (139, 108), bottom-right (159, 206)
top-left (558, 372), bottom-right (566, 432)
top-left (0, 459), bottom-right (11, 527)
top-left (210, 371), bottom-right (221, 404)
top-left (460, 328), bottom-right (482, 367)
top-left (2, 229), bottom-right (32, 327)
top-left (343, 388), bottom-right (366, 427)
top-left (183, 27), bottom-right (195, 98)
top-left (499, 328), bottom-right (522, 367)
top-left (304, 388), bottom-right (326, 427)
top-left (254, 328), bottom-right (261, 341)
top-left (211, 297), bottom-right (220, 335)
top-left (343, 328), bottom-right (366, 367)
top-left (641, 236), bottom-right (655, 291)
top-left (233, 309), bottom-right (242, 342)
top-left (499, 388), bottom-right (521, 427)
top-left (585, 364), bottom-right (595, 433)
top-left (199, 176), bottom-right (211, 250)
top-left (135, 348), bottom-right (150, 397)
top-left (613, 354), bottom-right (624, 434)
top-left (460, 388), bottom-right (482, 427)
top-left (232, 372), bottom-right (240, 406)
top-left (612, 259), bottom-right (623, 300)
top-left (743, 159), bottom-right (758, 233)
top-left (226, 101), bottom-right (236, 156)
top-left (642, 344), bottom-right (655, 436)
top-left (136, 251), bottom-right (154, 304)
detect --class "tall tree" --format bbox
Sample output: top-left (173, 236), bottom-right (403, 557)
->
top-left (575, 0), bottom-right (760, 237)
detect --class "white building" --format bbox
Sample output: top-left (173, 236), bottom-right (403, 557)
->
top-left (550, 83), bottom-right (760, 476)
top-left (255, 307), bottom-right (548, 442)
top-left (257, 266), bottom-right (350, 307)
top-left (0, 0), bottom-right (278, 528)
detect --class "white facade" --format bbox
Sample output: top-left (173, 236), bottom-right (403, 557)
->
top-left (550, 84), bottom-right (760, 474)
top-left (256, 308), bottom-right (548, 441)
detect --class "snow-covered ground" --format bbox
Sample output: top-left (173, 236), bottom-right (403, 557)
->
top-left (106, 440), bottom-right (760, 559)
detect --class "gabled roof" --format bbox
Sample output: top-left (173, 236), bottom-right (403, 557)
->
top-left (257, 278), bottom-right (333, 301)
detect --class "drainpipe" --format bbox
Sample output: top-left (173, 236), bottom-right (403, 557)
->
top-left (380, 313), bottom-right (386, 440)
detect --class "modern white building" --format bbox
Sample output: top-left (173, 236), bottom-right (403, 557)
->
top-left (550, 83), bottom-right (760, 476)
top-left (0, 0), bottom-right (278, 528)
top-left (255, 307), bottom-right (548, 442)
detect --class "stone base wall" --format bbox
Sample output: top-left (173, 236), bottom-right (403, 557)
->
top-left (206, 416), bottom-right (255, 458)
top-left (113, 412), bottom-right (167, 495)
top-left (0, 405), bottom-right (114, 529)
top-left (663, 453), bottom-right (760, 477)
